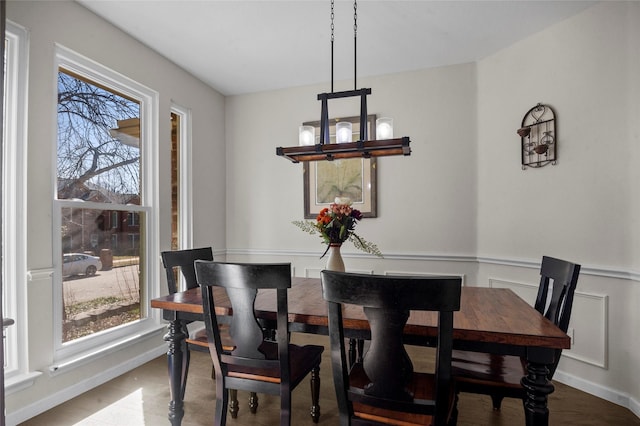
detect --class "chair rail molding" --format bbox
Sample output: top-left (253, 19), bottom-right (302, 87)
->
top-left (228, 249), bottom-right (640, 282)
top-left (26, 268), bottom-right (54, 282)
top-left (478, 256), bottom-right (640, 282)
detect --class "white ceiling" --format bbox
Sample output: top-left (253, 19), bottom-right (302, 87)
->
top-left (77, 0), bottom-right (596, 96)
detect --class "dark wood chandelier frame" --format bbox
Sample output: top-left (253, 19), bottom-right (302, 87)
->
top-left (276, 0), bottom-right (411, 163)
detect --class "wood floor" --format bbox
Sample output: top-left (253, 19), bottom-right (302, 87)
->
top-left (20, 334), bottom-right (639, 426)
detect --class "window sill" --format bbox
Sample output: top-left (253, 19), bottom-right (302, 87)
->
top-left (49, 324), bottom-right (166, 377)
top-left (4, 371), bottom-right (43, 395)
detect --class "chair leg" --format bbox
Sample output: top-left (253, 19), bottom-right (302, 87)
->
top-left (309, 365), bottom-right (321, 423)
top-left (356, 339), bottom-right (364, 364)
top-left (229, 389), bottom-right (239, 419)
top-left (180, 347), bottom-right (190, 401)
top-left (448, 392), bottom-right (459, 426)
top-left (215, 378), bottom-right (228, 425)
top-left (280, 388), bottom-right (292, 426)
top-left (348, 338), bottom-right (357, 367)
top-left (249, 392), bottom-right (259, 414)
top-left (491, 394), bottom-right (504, 410)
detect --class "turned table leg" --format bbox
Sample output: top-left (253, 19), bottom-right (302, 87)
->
top-left (521, 348), bottom-right (555, 426)
top-left (164, 319), bottom-right (187, 426)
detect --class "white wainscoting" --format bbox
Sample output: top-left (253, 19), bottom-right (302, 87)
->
top-left (489, 278), bottom-right (608, 369)
top-left (226, 248), bottom-right (638, 417)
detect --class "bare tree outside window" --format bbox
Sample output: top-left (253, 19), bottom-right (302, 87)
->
top-left (57, 69), bottom-right (143, 342)
top-left (57, 70), bottom-right (140, 201)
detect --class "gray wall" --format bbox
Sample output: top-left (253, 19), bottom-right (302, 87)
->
top-left (5, 0), bottom-right (640, 422)
top-left (476, 1), bottom-right (640, 410)
top-left (6, 1), bottom-right (226, 423)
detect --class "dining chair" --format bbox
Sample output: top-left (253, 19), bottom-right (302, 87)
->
top-left (321, 270), bottom-right (462, 426)
top-left (195, 261), bottom-right (324, 425)
top-left (451, 255), bottom-right (581, 411)
top-left (161, 248), bottom-right (257, 416)
top-left (161, 247), bottom-right (214, 399)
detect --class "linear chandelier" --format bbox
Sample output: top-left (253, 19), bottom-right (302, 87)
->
top-left (276, 0), bottom-right (411, 163)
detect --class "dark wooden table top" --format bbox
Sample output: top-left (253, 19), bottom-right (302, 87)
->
top-left (151, 277), bottom-right (570, 350)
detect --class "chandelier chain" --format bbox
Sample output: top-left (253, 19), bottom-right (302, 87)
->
top-left (331, 0), bottom-right (335, 42)
top-left (353, 0), bottom-right (357, 35)
top-left (330, 0), bottom-right (335, 92)
top-left (353, 0), bottom-right (357, 89)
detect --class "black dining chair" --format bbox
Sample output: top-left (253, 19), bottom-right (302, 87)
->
top-left (321, 270), bottom-right (462, 426)
top-left (161, 247), bottom-right (214, 398)
top-left (195, 261), bottom-right (324, 425)
top-left (161, 248), bottom-right (257, 416)
top-left (451, 255), bottom-right (581, 411)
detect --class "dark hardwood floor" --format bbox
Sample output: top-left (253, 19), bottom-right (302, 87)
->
top-left (20, 334), bottom-right (639, 425)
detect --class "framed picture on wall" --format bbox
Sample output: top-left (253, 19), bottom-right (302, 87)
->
top-left (303, 115), bottom-right (377, 218)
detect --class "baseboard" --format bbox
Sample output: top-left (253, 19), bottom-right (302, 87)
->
top-left (631, 395), bottom-right (640, 419)
top-left (555, 370), bottom-right (640, 419)
top-left (6, 344), bottom-right (166, 426)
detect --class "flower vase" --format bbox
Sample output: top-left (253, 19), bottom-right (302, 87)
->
top-left (326, 243), bottom-right (345, 272)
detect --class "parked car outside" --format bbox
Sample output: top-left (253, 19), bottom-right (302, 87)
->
top-left (62, 253), bottom-right (102, 277)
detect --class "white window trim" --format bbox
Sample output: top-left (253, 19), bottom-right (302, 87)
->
top-left (170, 103), bottom-right (193, 249)
top-left (3, 19), bottom-right (30, 387)
top-left (52, 45), bottom-right (161, 365)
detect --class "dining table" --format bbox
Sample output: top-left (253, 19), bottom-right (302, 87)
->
top-left (150, 277), bottom-right (570, 426)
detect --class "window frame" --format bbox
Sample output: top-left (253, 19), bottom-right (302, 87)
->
top-left (52, 45), bottom-right (161, 365)
top-left (3, 19), bottom-right (29, 385)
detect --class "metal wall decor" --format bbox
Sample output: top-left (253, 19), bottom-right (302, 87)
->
top-left (518, 103), bottom-right (556, 169)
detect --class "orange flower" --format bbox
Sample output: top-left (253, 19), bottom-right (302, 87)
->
top-left (316, 208), bottom-right (329, 223)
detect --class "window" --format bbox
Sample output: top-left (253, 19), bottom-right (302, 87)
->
top-left (57, 68), bottom-right (142, 342)
top-left (170, 105), bottom-right (193, 251)
top-left (54, 46), bottom-right (159, 362)
top-left (3, 20), bottom-right (29, 384)
top-left (127, 211), bottom-right (140, 227)
top-left (170, 112), bottom-right (180, 250)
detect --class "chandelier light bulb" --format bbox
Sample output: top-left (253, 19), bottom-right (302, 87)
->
top-left (336, 122), bottom-right (353, 143)
top-left (376, 117), bottom-right (393, 139)
top-left (299, 125), bottom-right (315, 146)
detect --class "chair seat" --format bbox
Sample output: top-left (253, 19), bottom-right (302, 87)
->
top-left (186, 325), bottom-right (235, 352)
top-left (451, 350), bottom-right (527, 389)
top-left (226, 341), bottom-right (324, 385)
top-left (349, 364), bottom-right (454, 426)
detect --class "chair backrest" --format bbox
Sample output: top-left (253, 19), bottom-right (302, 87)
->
top-left (534, 256), bottom-right (581, 332)
top-left (195, 261), bottom-right (292, 379)
top-left (321, 270), bottom-right (462, 425)
top-left (533, 255), bottom-right (581, 376)
top-left (161, 247), bottom-right (213, 294)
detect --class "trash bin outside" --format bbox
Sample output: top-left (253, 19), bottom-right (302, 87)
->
top-left (100, 249), bottom-right (113, 270)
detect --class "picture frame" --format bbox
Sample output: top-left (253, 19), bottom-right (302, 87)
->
top-left (303, 115), bottom-right (377, 218)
